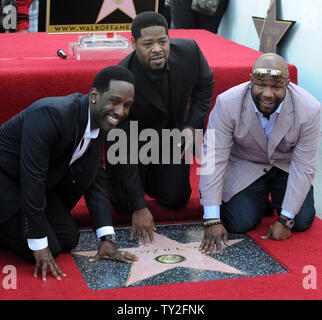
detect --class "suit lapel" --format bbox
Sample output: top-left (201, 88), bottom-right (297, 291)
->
top-left (130, 55), bottom-right (168, 115)
top-left (243, 90), bottom-right (268, 154)
top-left (72, 94), bottom-right (89, 153)
top-left (267, 90), bottom-right (293, 158)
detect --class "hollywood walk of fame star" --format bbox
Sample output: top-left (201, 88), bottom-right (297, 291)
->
top-left (252, 0), bottom-right (295, 53)
top-left (96, 0), bottom-right (137, 24)
top-left (73, 232), bottom-right (246, 287)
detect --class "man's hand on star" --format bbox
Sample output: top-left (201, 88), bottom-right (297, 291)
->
top-left (88, 240), bottom-right (138, 264)
top-left (131, 207), bottom-right (156, 245)
top-left (200, 224), bottom-right (229, 255)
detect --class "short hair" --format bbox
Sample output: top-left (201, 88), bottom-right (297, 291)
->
top-left (91, 66), bottom-right (135, 94)
top-left (131, 11), bottom-right (169, 41)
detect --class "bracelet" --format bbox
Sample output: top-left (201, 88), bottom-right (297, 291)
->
top-left (203, 219), bottom-right (222, 227)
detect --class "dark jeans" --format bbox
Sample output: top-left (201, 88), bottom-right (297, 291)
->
top-left (221, 167), bottom-right (316, 233)
top-left (0, 189), bottom-right (79, 262)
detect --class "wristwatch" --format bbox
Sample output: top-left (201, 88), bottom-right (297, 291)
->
top-left (100, 234), bottom-right (115, 243)
top-left (277, 216), bottom-right (294, 229)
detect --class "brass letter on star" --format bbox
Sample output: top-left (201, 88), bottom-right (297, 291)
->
top-left (252, 0), bottom-right (295, 53)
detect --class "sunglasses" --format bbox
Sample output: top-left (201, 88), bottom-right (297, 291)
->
top-left (252, 68), bottom-right (288, 82)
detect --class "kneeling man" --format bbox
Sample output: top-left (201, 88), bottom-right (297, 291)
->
top-left (199, 53), bottom-right (321, 254)
top-left (0, 66), bottom-right (138, 281)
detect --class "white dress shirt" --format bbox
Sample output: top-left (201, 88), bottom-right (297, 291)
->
top-left (203, 100), bottom-right (295, 221)
top-left (27, 107), bottom-right (114, 251)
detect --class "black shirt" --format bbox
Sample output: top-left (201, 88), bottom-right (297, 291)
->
top-left (140, 59), bottom-right (175, 129)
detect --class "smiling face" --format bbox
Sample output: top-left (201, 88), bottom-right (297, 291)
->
top-left (250, 54), bottom-right (290, 116)
top-left (251, 76), bottom-right (289, 116)
top-left (90, 79), bottom-right (134, 131)
top-left (132, 25), bottom-right (170, 72)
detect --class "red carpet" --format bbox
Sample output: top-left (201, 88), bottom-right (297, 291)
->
top-left (1, 216), bottom-right (321, 300)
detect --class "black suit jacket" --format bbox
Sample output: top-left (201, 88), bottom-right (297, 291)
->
top-left (106, 38), bottom-right (214, 209)
top-left (0, 93), bottom-right (112, 238)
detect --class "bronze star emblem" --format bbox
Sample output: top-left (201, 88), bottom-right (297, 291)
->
top-left (252, 0), bottom-right (295, 53)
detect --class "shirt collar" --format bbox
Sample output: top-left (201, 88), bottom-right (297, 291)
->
top-left (85, 107), bottom-right (100, 139)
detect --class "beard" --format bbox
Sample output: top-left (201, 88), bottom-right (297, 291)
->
top-left (251, 87), bottom-right (285, 117)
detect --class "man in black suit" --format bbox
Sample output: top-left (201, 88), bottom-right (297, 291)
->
top-left (106, 12), bottom-right (214, 244)
top-left (0, 66), bottom-right (138, 281)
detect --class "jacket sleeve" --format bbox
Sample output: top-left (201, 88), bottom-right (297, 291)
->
top-left (84, 146), bottom-right (114, 230)
top-left (105, 119), bottom-right (147, 212)
top-left (199, 94), bottom-right (234, 206)
top-left (185, 41), bottom-right (214, 130)
top-left (282, 103), bottom-right (322, 214)
top-left (20, 106), bottom-right (63, 238)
